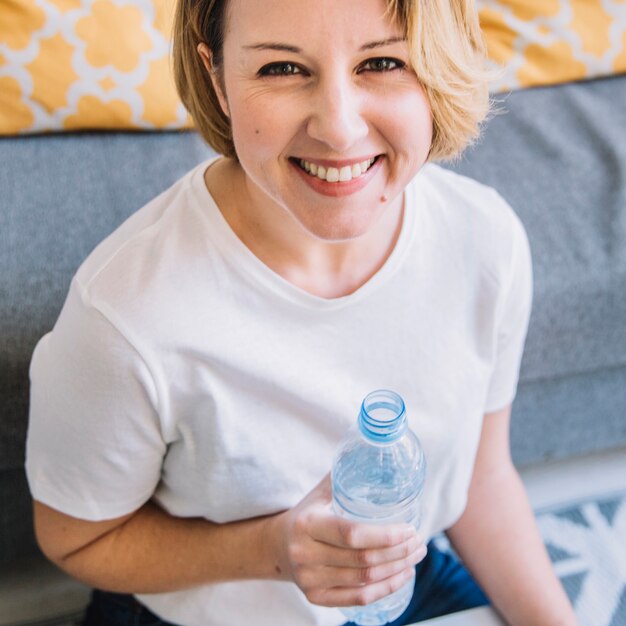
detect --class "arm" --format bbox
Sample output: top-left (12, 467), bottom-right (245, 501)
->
top-left (445, 405), bottom-right (578, 626)
top-left (33, 475), bottom-right (424, 605)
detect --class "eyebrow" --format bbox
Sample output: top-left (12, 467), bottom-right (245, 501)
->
top-left (360, 37), bottom-right (406, 50)
top-left (243, 37), bottom-right (406, 54)
top-left (244, 43), bottom-right (301, 53)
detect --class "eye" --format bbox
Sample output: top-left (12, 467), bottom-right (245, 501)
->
top-left (359, 57), bottom-right (406, 73)
top-left (258, 62), bottom-right (305, 77)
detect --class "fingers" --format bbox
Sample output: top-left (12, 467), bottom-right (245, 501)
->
top-left (299, 541), bottom-right (426, 588)
top-left (303, 531), bottom-right (425, 569)
top-left (281, 477), bottom-right (428, 609)
top-left (306, 565), bottom-right (416, 608)
top-left (289, 520), bottom-right (427, 608)
top-left (308, 509), bottom-right (418, 551)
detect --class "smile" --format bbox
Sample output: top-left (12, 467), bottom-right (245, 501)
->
top-left (296, 157), bottom-right (378, 183)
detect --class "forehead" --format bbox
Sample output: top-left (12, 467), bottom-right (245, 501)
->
top-left (223, 0), bottom-right (401, 45)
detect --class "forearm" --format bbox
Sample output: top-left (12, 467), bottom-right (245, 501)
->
top-left (446, 464), bottom-right (578, 626)
top-left (37, 475), bottom-right (424, 605)
top-left (57, 501), bottom-right (283, 594)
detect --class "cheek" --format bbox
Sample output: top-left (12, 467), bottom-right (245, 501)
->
top-left (400, 95), bottom-right (432, 140)
top-left (392, 98), bottom-right (433, 164)
top-left (229, 101), bottom-right (282, 158)
top-left (381, 94), bottom-right (433, 183)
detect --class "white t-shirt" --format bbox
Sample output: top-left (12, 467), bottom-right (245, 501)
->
top-left (26, 159), bottom-right (532, 626)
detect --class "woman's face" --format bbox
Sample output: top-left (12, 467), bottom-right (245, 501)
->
top-left (210, 0), bottom-right (433, 241)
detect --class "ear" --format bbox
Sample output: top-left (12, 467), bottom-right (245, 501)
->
top-left (197, 43), bottom-right (230, 118)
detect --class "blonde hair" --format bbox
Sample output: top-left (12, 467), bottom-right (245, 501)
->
top-left (173, 0), bottom-right (491, 161)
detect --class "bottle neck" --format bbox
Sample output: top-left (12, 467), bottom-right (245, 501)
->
top-left (358, 390), bottom-right (407, 443)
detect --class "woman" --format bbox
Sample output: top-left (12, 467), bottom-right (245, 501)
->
top-left (26, 0), bottom-right (578, 624)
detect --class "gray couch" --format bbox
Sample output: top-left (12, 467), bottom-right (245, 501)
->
top-left (2, 74), bottom-right (625, 574)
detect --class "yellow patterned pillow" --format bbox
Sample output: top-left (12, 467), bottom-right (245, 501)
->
top-left (0, 0), bottom-right (191, 134)
top-left (479, 0), bottom-right (626, 92)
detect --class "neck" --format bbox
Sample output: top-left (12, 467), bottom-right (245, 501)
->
top-left (205, 159), bottom-right (405, 299)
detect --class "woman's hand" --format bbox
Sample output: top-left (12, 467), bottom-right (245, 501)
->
top-left (267, 474), bottom-right (427, 608)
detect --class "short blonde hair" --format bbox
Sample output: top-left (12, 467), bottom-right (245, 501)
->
top-left (173, 0), bottom-right (490, 161)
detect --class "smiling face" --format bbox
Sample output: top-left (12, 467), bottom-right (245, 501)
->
top-left (204, 0), bottom-right (433, 241)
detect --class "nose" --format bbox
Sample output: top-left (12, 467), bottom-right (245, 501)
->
top-left (306, 74), bottom-right (369, 152)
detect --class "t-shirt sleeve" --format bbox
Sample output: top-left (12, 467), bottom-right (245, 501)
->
top-left (484, 206), bottom-right (534, 413)
top-left (26, 278), bottom-right (166, 521)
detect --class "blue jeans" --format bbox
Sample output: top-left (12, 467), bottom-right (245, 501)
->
top-left (81, 542), bottom-right (488, 625)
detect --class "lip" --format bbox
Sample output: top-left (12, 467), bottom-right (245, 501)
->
top-left (289, 156), bottom-right (383, 198)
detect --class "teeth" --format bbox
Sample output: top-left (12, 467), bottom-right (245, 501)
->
top-left (339, 166), bottom-right (352, 182)
top-left (326, 167), bottom-right (340, 182)
top-left (299, 157), bottom-right (376, 183)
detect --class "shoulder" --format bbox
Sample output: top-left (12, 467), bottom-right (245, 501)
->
top-left (412, 164), bottom-right (532, 297)
top-left (415, 164), bottom-right (522, 232)
top-left (74, 159), bottom-right (218, 309)
top-left (412, 163), bottom-right (530, 276)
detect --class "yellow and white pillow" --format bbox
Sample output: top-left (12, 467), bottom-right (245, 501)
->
top-left (479, 0), bottom-right (626, 92)
top-left (0, 0), bottom-right (191, 134)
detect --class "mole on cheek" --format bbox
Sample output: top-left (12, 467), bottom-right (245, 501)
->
top-left (255, 129), bottom-right (260, 135)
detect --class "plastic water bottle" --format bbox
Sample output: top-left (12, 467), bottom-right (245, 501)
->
top-left (331, 389), bottom-right (427, 626)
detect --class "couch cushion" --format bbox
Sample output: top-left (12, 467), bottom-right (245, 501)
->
top-left (512, 365), bottom-right (626, 465)
top-left (448, 74), bottom-right (626, 385)
top-left (0, 131), bottom-right (214, 471)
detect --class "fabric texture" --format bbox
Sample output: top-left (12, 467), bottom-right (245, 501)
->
top-left (511, 366), bottom-right (626, 467)
top-left (26, 159), bottom-right (531, 626)
top-left (478, 0), bottom-right (626, 92)
top-left (81, 590), bottom-right (177, 626)
top-left (0, 0), bottom-right (191, 134)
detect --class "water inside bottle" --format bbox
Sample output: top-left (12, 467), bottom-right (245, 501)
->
top-left (331, 390), bottom-right (425, 625)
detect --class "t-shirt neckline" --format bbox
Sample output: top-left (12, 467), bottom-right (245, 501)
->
top-left (189, 157), bottom-right (419, 311)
